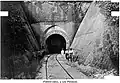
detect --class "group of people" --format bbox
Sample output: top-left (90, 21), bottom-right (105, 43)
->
top-left (61, 48), bottom-right (78, 62)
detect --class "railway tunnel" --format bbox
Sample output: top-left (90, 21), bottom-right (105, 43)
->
top-left (45, 26), bottom-right (69, 54)
top-left (46, 34), bottom-right (66, 54)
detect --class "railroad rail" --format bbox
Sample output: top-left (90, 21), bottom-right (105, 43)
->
top-left (45, 54), bottom-right (74, 79)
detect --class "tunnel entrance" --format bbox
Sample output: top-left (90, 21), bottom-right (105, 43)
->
top-left (46, 34), bottom-right (66, 54)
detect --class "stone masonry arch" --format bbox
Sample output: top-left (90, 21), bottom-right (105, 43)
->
top-left (45, 26), bottom-right (70, 49)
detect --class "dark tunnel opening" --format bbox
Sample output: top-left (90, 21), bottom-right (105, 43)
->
top-left (46, 34), bottom-right (66, 54)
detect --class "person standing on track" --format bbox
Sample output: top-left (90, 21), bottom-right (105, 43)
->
top-left (69, 48), bottom-right (74, 62)
top-left (61, 48), bottom-right (64, 57)
top-left (65, 49), bottom-right (69, 61)
top-left (61, 48), bottom-right (64, 55)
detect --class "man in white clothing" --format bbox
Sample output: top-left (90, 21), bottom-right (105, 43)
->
top-left (61, 48), bottom-right (64, 56)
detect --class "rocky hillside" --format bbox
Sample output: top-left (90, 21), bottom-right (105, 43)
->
top-left (71, 1), bottom-right (119, 75)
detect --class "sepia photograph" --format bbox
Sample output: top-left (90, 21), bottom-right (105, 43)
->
top-left (0, 0), bottom-right (119, 79)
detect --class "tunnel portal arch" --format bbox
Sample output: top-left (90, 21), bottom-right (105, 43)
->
top-left (45, 26), bottom-right (70, 51)
top-left (46, 34), bottom-right (66, 54)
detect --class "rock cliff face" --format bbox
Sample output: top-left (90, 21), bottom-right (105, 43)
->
top-left (71, 2), bottom-right (105, 55)
top-left (71, 3), bottom-right (105, 66)
top-left (71, 2), bottom-right (119, 71)
top-left (1, 1), bottom-right (40, 78)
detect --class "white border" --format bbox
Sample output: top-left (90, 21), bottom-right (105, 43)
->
top-left (0, 11), bottom-right (8, 16)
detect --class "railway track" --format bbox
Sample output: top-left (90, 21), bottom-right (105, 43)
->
top-left (45, 54), bottom-right (74, 79)
top-left (45, 54), bottom-right (51, 79)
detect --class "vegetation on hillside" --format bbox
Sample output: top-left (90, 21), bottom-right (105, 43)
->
top-left (67, 1), bottom-right (119, 78)
top-left (99, 1), bottom-right (119, 75)
top-left (2, 2), bottom-right (46, 79)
